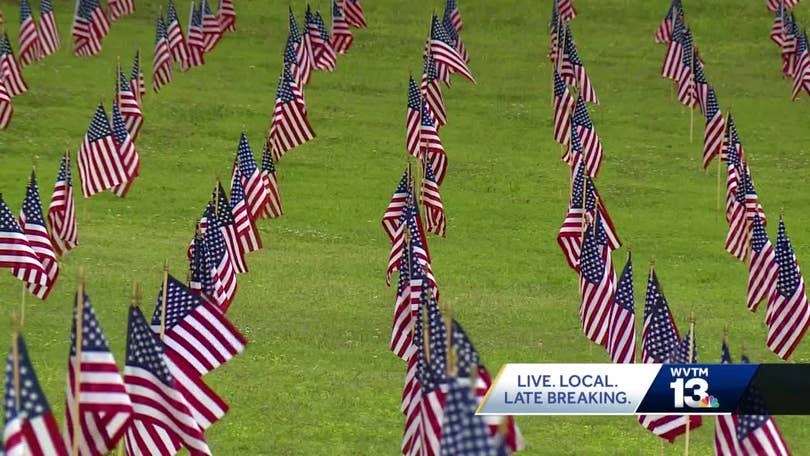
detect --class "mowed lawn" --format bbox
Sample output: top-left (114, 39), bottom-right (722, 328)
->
top-left (0, 0), bottom-right (809, 454)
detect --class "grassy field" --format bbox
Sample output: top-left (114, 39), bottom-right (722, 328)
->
top-left (0, 0), bottom-right (809, 454)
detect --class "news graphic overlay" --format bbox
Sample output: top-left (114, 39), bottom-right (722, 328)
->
top-left (476, 363), bottom-right (810, 416)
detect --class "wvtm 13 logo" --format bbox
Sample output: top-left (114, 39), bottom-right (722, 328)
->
top-left (668, 367), bottom-right (720, 409)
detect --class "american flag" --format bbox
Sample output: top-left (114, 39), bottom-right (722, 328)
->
top-left (748, 214), bottom-right (778, 313)
top-left (331, 0), bottom-right (353, 54)
top-left (557, 160), bottom-right (620, 271)
top-left (766, 216), bottom-right (810, 360)
top-left (312, 10), bottom-right (337, 71)
top-left (0, 77), bottom-right (12, 129)
top-left (421, 160), bottom-right (446, 237)
top-left (571, 96), bottom-right (603, 178)
top-left (187, 1), bottom-right (206, 69)
top-left (724, 129), bottom-right (749, 262)
top-left (3, 334), bottom-right (68, 456)
top-left (341, 0), bottom-right (367, 28)
top-left (201, 0), bottom-right (222, 53)
top-left (421, 53), bottom-right (447, 129)
top-left (189, 228), bottom-right (212, 298)
top-left (770, 2), bottom-right (786, 47)
top-left (153, 15), bottom-right (174, 93)
top-left (421, 100), bottom-right (448, 186)
top-left (108, 103), bottom-right (139, 198)
top-left (48, 152), bottom-right (78, 256)
top-left (116, 69), bottom-right (143, 140)
top-left (767, 0), bottom-right (799, 12)
top-left (71, 0), bottom-right (108, 57)
top-left (439, 378), bottom-right (504, 454)
top-left (578, 213), bottom-right (616, 348)
top-left (429, 15), bottom-right (475, 84)
top-left (283, 30), bottom-right (302, 88)
top-left (734, 354), bottom-right (791, 455)
top-left (151, 275), bottom-right (246, 377)
top-left (398, 244), bottom-right (425, 417)
top-left (713, 340), bottom-right (740, 456)
top-left (676, 27), bottom-right (696, 108)
top-left (548, 5), bottom-right (560, 64)
top-left (562, 27), bottom-right (598, 104)
top-left (556, 0), bottom-right (576, 21)
top-left (107, 0), bottom-right (134, 22)
top-left (18, 0), bottom-right (41, 67)
top-left (406, 77), bottom-right (421, 157)
top-left (202, 203), bottom-right (238, 312)
top-left (17, 171), bottom-right (59, 299)
top-left (443, 13), bottom-right (468, 65)
top-left (608, 253), bottom-right (636, 364)
top-left (655, 0), bottom-right (682, 44)
top-left (791, 31), bottom-right (809, 101)
top-left (63, 291), bottom-right (133, 456)
top-left (382, 169), bottom-right (411, 242)
top-left (781, 13), bottom-right (798, 78)
top-left (77, 104), bottom-right (128, 198)
top-left (212, 182), bottom-right (248, 274)
top-left (123, 306), bottom-right (212, 456)
top-left (289, 7), bottom-right (312, 86)
top-left (638, 270), bottom-right (702, 441)
top-left (692, 50), bottom-right (708, 114)
top-left (230, 166), bottom-right (262, 253)
top-left (553, 70), bottom-right (575, 145)
top-left (1, 34), bottom-right (28, 97)
top-left (235, 133), bottom-right (270, 220)
top-left (268, 69), bottom-right (315, 161)
top-left (259, 144), bottom-right (283, 218)
top-left (218, 0), bottom-right (236, 33)
top-left (444, 0), bottom-right (462, 33)
top-left (702, 86), bottom-right (725, 169)
top-left (662, 13), bottom-right (685, 81)
top-left (390, 240), bottom-right (415, 361)
top-left (387, 191), bottom-right (413, 286)
top-left (130, 50), bottom-right (146, 102)
top-left (167, 0), bottom-right (189, 71)
top-left (39, 0), bottom-right (61, 57)
top-left (740, 165), bottom-right (766, 227)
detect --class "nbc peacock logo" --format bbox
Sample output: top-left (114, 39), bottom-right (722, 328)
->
top-left (699, 395), bottom-right (720, 408)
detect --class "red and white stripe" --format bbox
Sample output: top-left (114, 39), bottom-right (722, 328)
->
top-left (48, 158), bottom-right (78, 256)
top-left (18, 8), bottom-right (41, 67)
top-left (739, 418), bottom-right (791, 455)
top-left (430, 37), bottom-right (475, 84)
top-left (748, 234), bottom-right (778, 314)
top-left (167, 17), bottom-right (189, 71)
top-left (767, 0), bottom-right (799, 12)
top-left (420, 59), bottom-right (446, 129)
top-left (405, 104), bottom-right (420, 158)
top-left (724, 166), bottom-right (749, 262)
top-left (553, 75), bottom-right (575, 145)
top-left (655, 16), bottom-right (673, 44)
top-left (1, 211), bottom-right (45, 288)
top-left (341, 0), bottom-right (367, 28)
top-left (268, 80), bottom-right (315, 161)
top-left (0, 78), bottom-right (13, 129)
top-left (421, 165), bottom-right (446, 237)
top-left (186, 2), bottom-right (205, 68)
top-left (331, 2), bottom-right (353, 54)
top-left (575, 65), bottom-right (598, 105)
top-left (661, 38), bottom-right (684, 81)
top-left (308, 15), bottom-right (335, 72)
top-left (19, 208), bottom-right (59, 299)
top-left (608, 302), bottom-right (635, 364)
top-left (420, 103), bottom-right (446, 185)
top-left (767, 272), bottom-right (810, 360)
top-left (676, 64), bottom-right (696, 108)
top-left (219, 0), bottom-right (236, 32)
top-left (1, 48), bottom-right (28, 97)
top-left (578, 243), bottom-right (616, 347)
top-left (238, 169), bottom-right (268, 222)
top-left (259, 149), bottom-right (283, 219)
top-left (209, 243), bottom-right (237, 313)
top-left (109, 136), bottom-right (138, 197)
top-left (231, 167), bottom-right (262, 253)
top-left (557, 0), bottom-right (576, 21)
top-left (201, 1), bottom-right (222, 52)
top-left (164, 355), bottom-right (228, 430)
top-left (39, 9), bottom-right (61, 56)
top-left (703, 110), bottom-right (725, 170)
top-left (3, 414), bottom-right (66, 456)
top-left (108, 0), bottom-right (134, 21)
top-left (77, 133), bottom-right (127, 198)
top-left (153, 29), bottom-right (173, 93)
top-left (557, 206), bottom-right (621, 271)
top-left (639, 415), bottom-right (701, 443)
top-left (117, 86), bottom-right (143, 141)
top-left (714, 415), bottom-right (740, 456)
top-left (575, 126), bottom-right (603, 179)
top-left (771, 13), bottom-right (785, 47)
top-left (791, 43), bottom-right (810, 101)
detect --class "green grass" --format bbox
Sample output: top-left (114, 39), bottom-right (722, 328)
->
top-left (0, 0), bottom-right (809, 454)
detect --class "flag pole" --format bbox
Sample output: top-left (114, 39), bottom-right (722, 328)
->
top-left (19, 282), bottom-right (26, 328)
top-left (683, 312), bottom-right (695, 456)
top-left (11, 314), bottom-right (20, 416)
top-left (72, 268), bottom-right (85, 456)
top-left (160, 259), bottom-right (169, 340)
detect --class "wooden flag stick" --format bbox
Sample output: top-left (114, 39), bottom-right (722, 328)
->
top-left (19, 282), bottom-right (26, 328)
top-left (72, 268), bottom-right (85, 456)
top-left (11, 314), bottom-right (20, 414)
top-left (160, 259), bottom-right (169, 340)
top-left (689, 45), bottom-right (695, 143)
top-left (683, 312), bottom-right (696, 456)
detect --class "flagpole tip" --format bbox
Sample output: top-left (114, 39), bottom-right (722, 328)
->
top-left (163, 258), bottom-right (169, 272)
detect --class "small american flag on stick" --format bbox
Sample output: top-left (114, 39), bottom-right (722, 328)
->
top-left (77, 104), bottom-right (128, 198)
top-left (39, 0), bottom-right (61, 56)
top-left (1, 34), bottom-right (28, 96)
top-left (152, 15), bottom-right (174, 93)
top-left (18, 0), bottom-right (42, 67)
top-left (331, 0), bottom-right (353, 54)
top-left (259, 144), bottom-right (283, 218)
top-left (48, 152), bottom-right (78, 255)
top-left (748, 214), bottom-right (778, 313)
top-left (421, 160), bottom-right (446, 237)
top-left (268, 69), bottom-right (315, 161)
top-left (608, 252), bottom-right (635, 364)
top-left (18, 171), bottom-right (59, 299)
top-left (167, 0), bottom-right (190, 70)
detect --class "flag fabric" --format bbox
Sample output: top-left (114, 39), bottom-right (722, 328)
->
top-left (724, 125), bottom-right (749, 262)
top-left (235, 133), bottom-right (270, 220)
top-left (421, 99), bottom-right (448, 186)
top-left (676, 28), bottom-right (696, 108)
top-left (387, 190), bottom-right (413, 286)
top-left (556, 0), bottom-right (576, 21)
top-left (767, 0), bottom-right (799, 12)
top-left (702, 86), bottom-right (725, 169)
top-left (72, 0), bottom-right (109, 57)
top-left (608, 253), bottom-right (636, 364)
top-left (130, 50), bottom-right (146, 101)
top-left (116, 69), bottom-right (143, 140)
top-left (390, 240), bottom-right (414, 361)
top-left (406, 77), bottom-right (421, 157)
top-left (123, 306), bottom-right (212, 456)
top-left (18, 0), bottom-right (42, 67)
top-left (166, 0), bottom-right (189, 70)
top-left (218, 0), bottom-right (236, 32)
top-left (268, 69), bottom-right (315, 161)
top-left (382, 170), bottom-right (411, 242)
top-left (553, 70), bottom-right (575, 145)
top-left (735, 354), bottom-right (791, 455)
top-left (17, 171), bottom-right (59, 299)
top-left (77, 104), bottom-right (128, 198)
top-left (259, 144), bottom-right (283, 219)
top-left (662, 14), bottom-right (685, 80)
top-left (312, 10), bottom-right (336, 71)
top-left (548, 5), bottom-right (561, 64)
top-left (713, 341), bottom-right (740, 456)
top-left (421, 161), bottom-right (446, 237)
top-left (107, 0), bottom-right (134, 21)
top-left (0, 78), bottom-right (12, 130)
top-left (341, 0), bottom-right (367, 28)
top-left (63, 291), bottom-right (133, 456)
top-left (578, 213), bottom-right (616, 348)
top-left (1, 34), bottom-right (28, 97)
top-left (202, 203), bottom-right (238, 312)
top-left (439, 378), bottom-right (503, 455)
top-left (766, 216), bottom-right (810, 360)
top-left (108, 103), bottom-right (140, 197)
top-left (561, 27), bottom-right (598, 104)
top-left (153, 15), bottom-right (174, 93)
top-left (331, 0), bottom-right (353, 54)
top-left (429, 16), bottom-right (475, 84)
top-left (212, 182), bottom-right (247, 274)
top-left (655, 0), bottom-right (682, 44)
top-left (443, 13), bottom-right (468, 64)
top-left (421, 53), bottom-right (447, 129)
top-left (3, 334), bottom-right (68, 456)
top-left (748, 214), bottom-right (778, 313)
top-left (444, 0), bottom-right (462, 33)
top-left (771, 2), bottom-right (786, 47)
top-left (230, 167), bottom-right (262, 253)
top-left (289, 7), bottom-right (312, 86)
top-left (571, 96), bottom-right (603, 177)
top-left (693, 51), bottom-right (709, 114)
top-left (48, 153), bottom-right (78, 256)
top-left (39, 0), bottom-right (61, 56)
top-left (781, 14), bottom-right (798, 78)
top-left (186, 1), bottom-right (206, 68)
top-left (791, 31), bottom-right (810, 100)
top-left (201, 0), bottom-right (222, 53)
